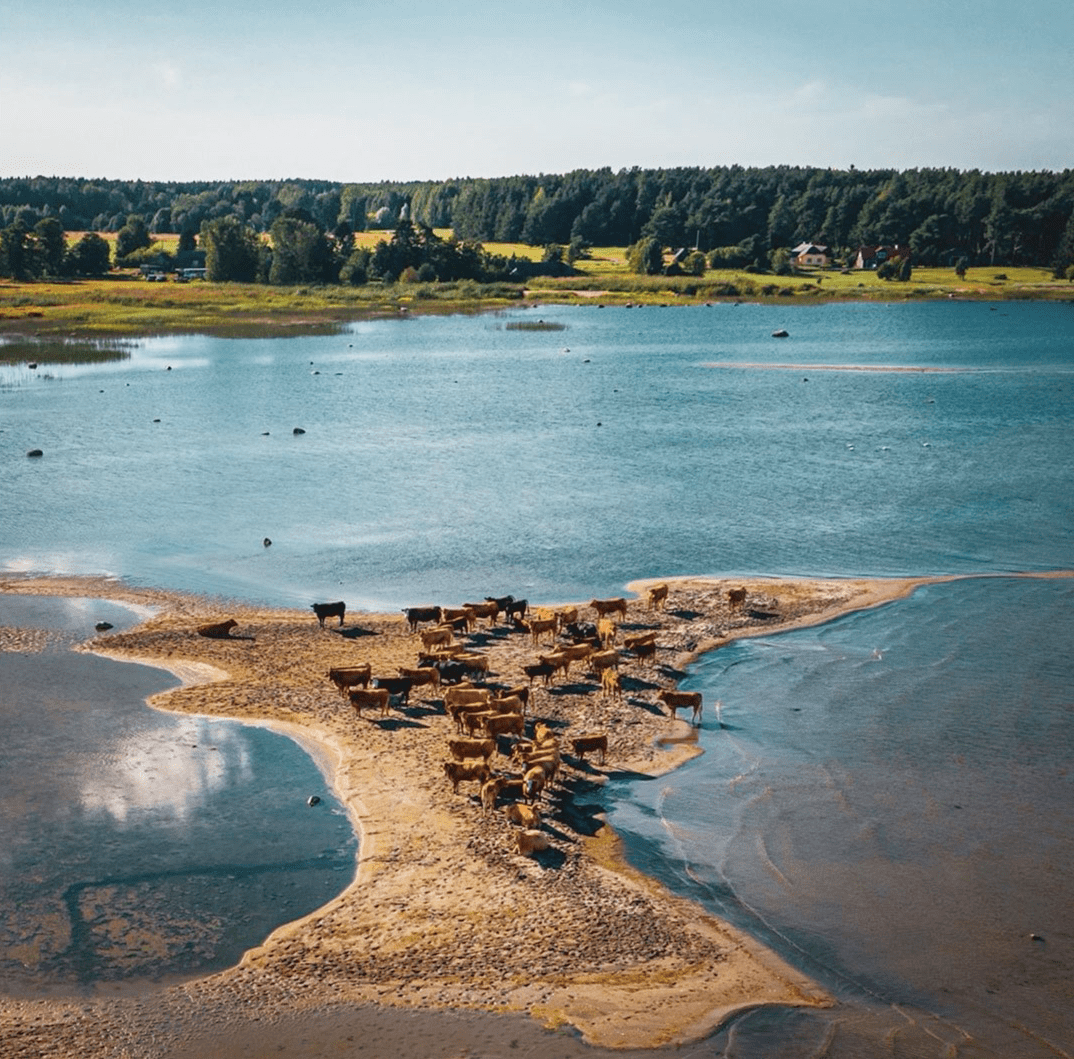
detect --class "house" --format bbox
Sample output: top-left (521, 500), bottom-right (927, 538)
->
top-left (852, 245), bottom-right (909, 270)
top-left (790, 242), bottom-right (830, 268)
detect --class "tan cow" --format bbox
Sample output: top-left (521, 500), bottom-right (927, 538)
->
top-left (443, 760), bottom-right (491, 794)
top-left (646, 583), bottom-right (669, 611)
top-left (589, 597), bottom-right (628, 619)
top-left (504, 803), bottom-right (540, 828)
top-left (597, 618), bottom-right (617, 647)
top-left (556, 606), bottom-right (579, 629)
top-left (348, 687), bottom-right (391, 718)
top-left (523, 766), bottom-right (547, 803)
top-left (420, 626), bottom-right (454, 650)
top-left (483, 712), bottom-right (525, 739)
top-left (443, 686), bottom-right (491, 709)
top-left (570, 733), bottom-right (608, 765)
top-left (523, 616), bottom-right (558, 646)
top-left (460, 710), bottom-right (494, 737)
top-left (327, 664), bottom-right (372, 696)
top-left (448, 737), bottom-right (496, 763)
top-left (489, 693), bottom-right (525, 716)
top-left (537, 651), bottom-right (572, 682)
top-left (601, 667), bottom-right (622, 700)
top-left (658, 689), bottom-right (704, 725)
top-left (514, 829), bottom-right (551, 856)
top-left (463, 601), bottom-right (499, 626)
top-left (559, 642), bottom-right (593, 665)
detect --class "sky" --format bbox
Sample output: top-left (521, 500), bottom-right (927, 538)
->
top-left (1, 0), bottom-right (1071, 182)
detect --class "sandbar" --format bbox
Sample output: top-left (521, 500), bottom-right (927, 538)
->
top-left (0, 572), bottom-right (967, 1056)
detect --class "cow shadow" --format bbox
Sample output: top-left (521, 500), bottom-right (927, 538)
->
top-left (549, 680), bottom-right (599, 696)
top-left (668, 608), bottom-right (704, 621)
top-left (333, 626), bottom-right (378, 639)
top-left (656, 663), bottom-right (689, 681)
top-left (556, 799), bottom-right (605, 838)
top-left (625, 695), bottom-right (664, 716)
top-left (621, 674), bottom-right (659, 693)
top-left (529, 845), bottom-right (568, 870)
top-left (375, 715), bottom-right (428, 731)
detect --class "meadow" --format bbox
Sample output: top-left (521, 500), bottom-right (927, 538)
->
top-left (1, 228), bottom-right (1069, 358)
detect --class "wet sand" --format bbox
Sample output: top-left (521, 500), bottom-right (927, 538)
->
top-left (0, 573), bottom-right (953, 1057)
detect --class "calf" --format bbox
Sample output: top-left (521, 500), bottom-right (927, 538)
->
top-left (403, 605), bottom-right (442, 632)
top-left (523, 662), bottom-right (556, 687)
top-left (311, 601), bottom-right (346, 628)
top-left (349, 687), bottom-right (390, 718)
top-left (327, 664), bottom-right (372, 696)
top-left (197, 619), bottom-right (237, 639)
top-left (480, 776), bottom-right (506, 811)
top-left (589, 597), bottom-right (628, 619)
top-left (570, 733), bottom-right (608, 765)
top-left (658, 689), bottom-right (704, 725)
top-left (443, 760), bottom-right (491, 794)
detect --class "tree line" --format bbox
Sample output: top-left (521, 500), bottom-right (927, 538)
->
top-left (3, 166), bottom-right (1074, 280)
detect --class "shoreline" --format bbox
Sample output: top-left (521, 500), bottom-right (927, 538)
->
top-left (2, 570), bottom-right (1067, 1056)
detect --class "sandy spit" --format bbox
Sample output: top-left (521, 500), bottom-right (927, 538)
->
top-left (0, 572), bottom-right (955, 1057)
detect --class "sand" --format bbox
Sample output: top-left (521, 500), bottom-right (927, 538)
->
top-left (0, 572), bottom-right (951, 1057)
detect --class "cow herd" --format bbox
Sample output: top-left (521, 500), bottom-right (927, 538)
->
top-left (319, 583), bottom-right (714, 858)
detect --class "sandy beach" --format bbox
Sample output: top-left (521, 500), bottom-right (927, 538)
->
top-left (0, 572), bottom-right (953, 1057)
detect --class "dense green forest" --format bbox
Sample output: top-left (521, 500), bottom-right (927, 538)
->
top-left (3, 166), bottom-right (1074, 282)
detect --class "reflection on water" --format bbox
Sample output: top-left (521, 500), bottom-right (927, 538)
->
top-left (0, 595), bottom-right (357, 996)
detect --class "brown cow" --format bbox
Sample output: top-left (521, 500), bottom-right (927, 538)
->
top-left (421, 626), bottom-right (454, 650)
top-left (328, 664), bottom-right (372, 696)
top-left (460, 710), bottom-right (494, 737)
top-left (658, 689), bottom-right (704, 725)
top-left (480, 776), bottom-right (506, 811)
top-left (482, 712), bottom-right (525, 739)
top-left (197, 619), bottom-right (237, 639)
top-left (441, 606), bottom-right (475, 631)
top-left (523, 662), bottom-right (556, 687)
top-left (399, 666), bottom-right (440, 688)
top-left (728, 587), bottom-right (748, 607)
top-left (348, 687), bottom-right (391, 718)
top-left (588, 649), bottom-right (621, 674)
top-left (570, 733), bottom-right (608, 765)
top-left (489, 694), bottom-right (525, 716)
top-left (443, 760), bottom-right (491, 794)
top-left (523, 615), bottom-right (558, 645)
top-left (463, 601), bottom-right (499, 626)
top-left (589, 597), bottom-right (628, 619)
top-left (448, 737), bottom-right (496, 763)
top-left (646, 583), bottom-right (669, 611)
top-left (624, 631), bottom-right (659, 659)
top-left (537, 651), bottom-right (572, 682)
top-left (556, 606), bottom-right (579, 629)
top-left (523, 766), bottom-right (547, 803)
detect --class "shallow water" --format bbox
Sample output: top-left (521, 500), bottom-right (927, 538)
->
top-left (0, 596), bottom-right (357, 996)
top-left (1, 301), bottom-right (1072, 1052)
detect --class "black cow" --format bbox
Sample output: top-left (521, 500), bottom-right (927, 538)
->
top-left (312, 601), bottom-right (346, 627)
top-left (373, 675), bottom-right (413, 705)
top-left (419, 657), bottom-right (469, 685)
top-left (403, 605), bottom-right (442, 632)
top-left (505, 598), bottom-right (528, 622)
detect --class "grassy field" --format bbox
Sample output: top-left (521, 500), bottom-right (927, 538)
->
top-left (2, 234), bottom-right (1070, 358)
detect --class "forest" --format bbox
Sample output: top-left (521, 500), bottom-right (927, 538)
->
top-left (2, 165), bottom-right (1073, 283)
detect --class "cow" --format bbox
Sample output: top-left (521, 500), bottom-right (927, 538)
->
top-left (728, 587), bottom-right (748, 608)
top-left (424, 658), bottom-right (469, 686)
top-left (570, 733), bottom-right (608, 765)
top-left (522, 662), bottom-right (556, 687)
top-left (559, 642), bottom-right (593, 665)
top-left (403, 605), bottom-right (442, 632)
top-left (197, 619), bottom-right (238, 639)
top-left (456, 653), bottom-right (491, 678)
top-left (311, 601), bottom-right (346, 628)
top-left (484, 595), bottom-right (514, 620)
top-left (480, 775), bottom-right (506, 811)
top-left (483, 712), bottom-right (525, 739)
top-left (504, 803), bottom-right (540, 828)
top-left (441, 606), bottom-right (475, 631)
top-left (533, 722), bottom-right (556, 745)
top-left (420, 626), bottom-right (454, 650)
top-left (596, 618), bottom-right (617, 647)
top-left (373, 675), bottom-right (413, 705)
top-left (348, 687), bottom-right (391, 718)
top-left (327, 665), bottom-right (372, 696)
top-left (590, 597), bottom-right (628, 619)
top-left (537, 651), bottom-right (572, 682)
top-left (460, 710), bottom-right (495, 737)
top-left (658, 689), bottom-right (704, 725)
top-left (444, 686), bottom-right (491, 709)
top-left (514, 829), bottom-right (551, 856)
top-left (497, 685), bottom-right (530, 713)
top-left (601, 668), bottom-right (622, 700)
top-left (448, 738), bottom-right (496, 763)
top-left (624, 631), bottom-right (658, 658)
top-left (463, 601), bottom-right (499, 626)
top-left (399, 666), bottom-right (439, 688)
top-left (522, 615), bottom-right (558, 646)
top-left (489, 693), bottom-right (525, 716)
top-left (556, 606), bottom-right (579, 629)
top-left (498, 777), bottom-right (527, 802)
top-left (443, 760), bottom-right (491, 794)
top-left (588, 649), bottom-right (621, 674)
top-left (646, 583), bottom-right (669, 611)
top-left (523, 766), bottom-right (547, 803)
top-left (504, 597), bottom-right (528, 623)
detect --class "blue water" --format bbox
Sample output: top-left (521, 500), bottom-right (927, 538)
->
top-left (2, 300), bottom-right (1072, 1053)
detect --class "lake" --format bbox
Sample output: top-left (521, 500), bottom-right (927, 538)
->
top-left (2, 299), bottom-right (1072, 1054)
